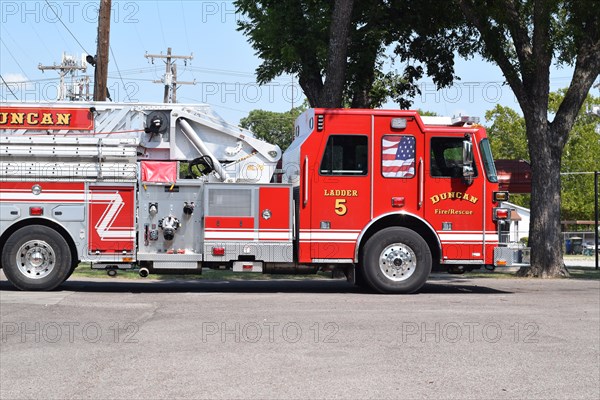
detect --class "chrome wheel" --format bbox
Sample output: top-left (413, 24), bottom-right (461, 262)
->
top-left (379, 243), bottom-right (417, 282)
top-left (362, 227), bottom-right (432, 294)
top-left (16, 240), bottom-right (56, 279)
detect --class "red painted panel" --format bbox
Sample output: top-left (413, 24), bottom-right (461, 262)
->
top-left (88, 185), bottom-right (135, 254)
top-left (0, 106), bottom-right (94, 130)
top-left (258, 187), bottom-right (290, 232)
top-left (205, 216), bottom-right (255, 229)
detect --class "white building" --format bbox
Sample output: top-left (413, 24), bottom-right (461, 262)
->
top-left (501, 202), bottom-right (530, 243)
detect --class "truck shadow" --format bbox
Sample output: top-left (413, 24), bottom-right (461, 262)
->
top-left (0, 276), bottom-right (513, 295)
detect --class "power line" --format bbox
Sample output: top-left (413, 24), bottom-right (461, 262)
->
top-left (0, 73), bottom-right (19, 100)
top-left (179, 0), bottom-right (198, 84)
top-left (155, 1), bottom-right (168, 49)
top-left (0, 37), bottom-right (30, 80)
top-left (1, 25), bottom-right (37, 66)
top-left (30, 25), bottom-right (54, 59)
top-left (109, 45), bottom-right (132, 102)
top-left (132, 24), bottom-right (148, 54)
top-left (43, 0), bottom-right (90, 55)
top-left (1, 77), bottom-right (60, 84)
top-left (108, 66), bottom-right (161, 75)
top-left (180, 0), bottom-right (193, 55)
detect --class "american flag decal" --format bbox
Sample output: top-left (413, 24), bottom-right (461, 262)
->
top-left (382, 135), bottom-right (416, 178)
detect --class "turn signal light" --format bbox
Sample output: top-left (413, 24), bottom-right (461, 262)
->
top-left (212, 247), bottom-right (225, 256)
top-left (29, 207), bottom-right (43, 216)
top-left (493, 208), bottom-right (510, 220)
top-left (493, 191), bottom-right (509, 202)
top-left (391, 197), bottom-right (405, 208)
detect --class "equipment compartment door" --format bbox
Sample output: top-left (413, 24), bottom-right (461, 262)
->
top-left (88, 185), bottom-right (135, 254)
top-left (258, 187), bottom-right (292, 241)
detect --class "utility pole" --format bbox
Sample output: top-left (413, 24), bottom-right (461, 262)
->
top-left (145, 47), bottom-right (195, 103)
top-left (38, 53), bottom-right (89, 101)
top-left (595, 171), bottom-right (598, 270)
top-left (93, 0), bottom-right (111, 101)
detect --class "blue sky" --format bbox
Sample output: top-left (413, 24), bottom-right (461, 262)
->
top-left (0, 0), bottom-right (585, 124)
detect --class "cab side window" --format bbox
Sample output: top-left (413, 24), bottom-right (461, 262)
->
top-left (430, 137), bottom-right (477, 178)
top-left (320, 135), bottom-right (368, 176)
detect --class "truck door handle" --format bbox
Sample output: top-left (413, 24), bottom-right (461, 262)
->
top-left (303, 156), bottom-right (309, 207)
top-left (418, 157), bottom-right (424, 208)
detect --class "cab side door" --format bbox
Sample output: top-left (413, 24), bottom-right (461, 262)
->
top-left (423, 136), bottom-right (485, 262)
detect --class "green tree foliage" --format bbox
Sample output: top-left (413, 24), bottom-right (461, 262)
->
top-left (486, 92), bottom-right (600, 220)
top-left (239, 106), bottom-right (306, 150)
top-left (417, 110), bottom-right (439, 117)
top-left (484, 104), bottom-right (531, 209)
top-left (456, 0), bottom-right (600, 277)
top-left (554, 93), bottom-right (600, 221)
top-left (235, 0), bottom-right (355, 108)
top-left (235, 0), bottom-right (471, 108)
top-left (485, 106), bottom-right (529, 160)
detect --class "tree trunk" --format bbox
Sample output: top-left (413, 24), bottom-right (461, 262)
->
top-left (519, 121), bottom-right (570, 278)
top-left (321, 0), bottom-right (355, 108)
top-left (298, 74), bottom-right (324, 108)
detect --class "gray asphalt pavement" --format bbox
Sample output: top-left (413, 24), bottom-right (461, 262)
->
top-left (1, 273), bottom-right (599, 399)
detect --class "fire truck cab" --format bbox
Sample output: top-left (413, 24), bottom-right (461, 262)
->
top-left (283, 109), bottom-right (509, 292)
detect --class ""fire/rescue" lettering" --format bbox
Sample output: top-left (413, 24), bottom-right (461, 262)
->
top-left (0, 112), bottom-right (71, 126)
top-left (434, 208), bottom-right (474, 215)
top-left (430, 191), bottom-right (478, 205)
top-left (324, 189), bottom-right (358, 197)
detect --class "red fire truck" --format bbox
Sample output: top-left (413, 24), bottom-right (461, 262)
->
top-left (0, 102), bottom-right (520, 293)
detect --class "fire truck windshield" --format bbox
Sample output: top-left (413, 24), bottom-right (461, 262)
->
top-left (480, 138), bottom-right (498, 182)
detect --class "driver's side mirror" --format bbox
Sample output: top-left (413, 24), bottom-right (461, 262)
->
top-left (462, 140), bottom-right (474, 185)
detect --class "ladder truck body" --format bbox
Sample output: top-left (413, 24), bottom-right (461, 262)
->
top-left (0, 102), bottom-right (521, 293)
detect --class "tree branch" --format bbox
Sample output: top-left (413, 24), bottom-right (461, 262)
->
top-left (455, 0), bottom-right (528, 110)
top-left (551, 37), bottom-right (600, 147)
top-left (503, 0), bottom-right (533, 74)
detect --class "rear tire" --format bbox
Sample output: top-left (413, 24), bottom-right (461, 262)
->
top-left (1, 225), bottom-right (72, 291)
top-left (361, 227), bottom-right (431, 294)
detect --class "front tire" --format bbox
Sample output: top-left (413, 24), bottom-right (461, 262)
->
top-left (2, 225), bottom-right (72, 291)
top-left (361, 227), bottom-right (431, 294)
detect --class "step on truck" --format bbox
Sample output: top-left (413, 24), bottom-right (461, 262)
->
top-left (0, 102), bottom-right (522, 293)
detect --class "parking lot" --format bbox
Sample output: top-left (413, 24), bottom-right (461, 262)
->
top-left (1, 273), bottom-right (599, 399)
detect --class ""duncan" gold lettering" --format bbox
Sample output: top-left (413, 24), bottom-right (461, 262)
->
top-left (430, 191), bottom-right (478, 205)
top-left (0, 112), bottom-right (71, 127)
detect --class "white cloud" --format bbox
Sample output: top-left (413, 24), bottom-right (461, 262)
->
top-left (2, 72), bottom-right (31, 95)
top-left (3, 73), bottom-right (28, 84)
